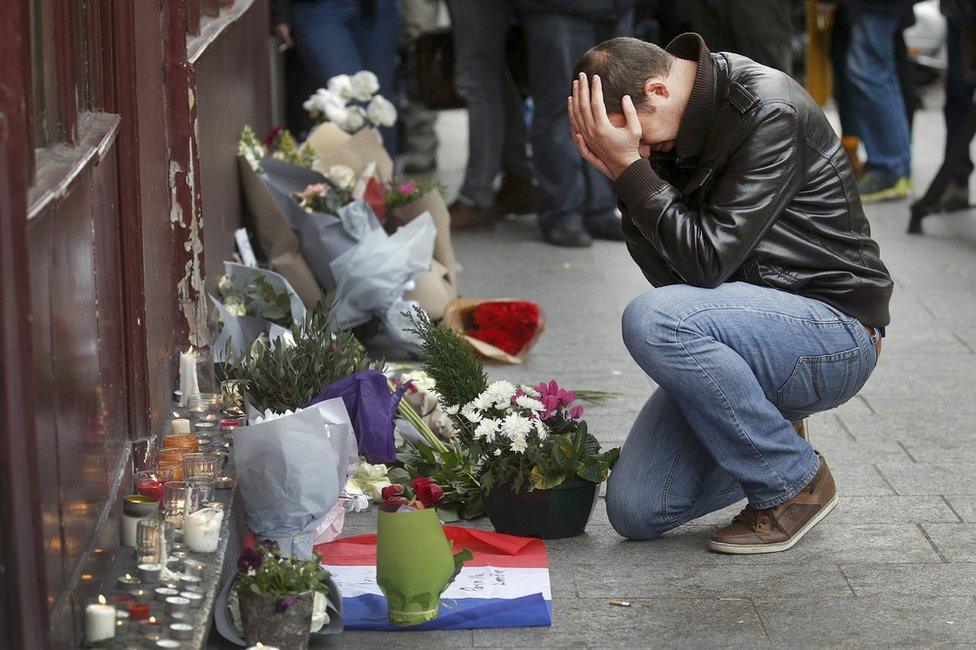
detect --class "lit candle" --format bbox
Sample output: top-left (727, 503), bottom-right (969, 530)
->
top-left (154, 586), bottom-right (179, 601)
top-left (179, 574), bottom-right (202, 589)
top-left (156, 641), bottom-right (181, 649)
top-left (246, 644), bottom-right (281, 650)
top-left (165, 595), bottom-right (190, 615)
top-left (184, 507), bottom-right (223, 553)
top-left (122, 495), bottom-right (159, 547)
top-left (139, 616), bottom-right (164, 640)
top-left (180, 590), bottom-right (203, 608)
top-left (116, 573), bottom-right (140, 590)
top-left (85, 595), bottom-right (116, 644)
top-left (179, 349), bottom-right (199, 407)
top-left (182, 561), bottom-right (206, 578)
top-left (169, 622), bottom-right (194, 640)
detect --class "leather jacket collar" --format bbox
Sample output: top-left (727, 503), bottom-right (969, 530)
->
top-left (667, 33), bottom-right (716, 165)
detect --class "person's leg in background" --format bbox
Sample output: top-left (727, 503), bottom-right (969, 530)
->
top-left (845, 4), bottom-right (913, 202)
top-left (728, 0), bottom-right (794, 75)
top-left (940, 14), bottom-right (976, 210)
top-left (616, 282), bottom-right (878, 552)
top-left (290, 1), bottom-right (364, 89)
top-left (399, 0), bottom-right (441, 174)
top-left (492, 25), bottom-right (536, 219)
top-left (684, 0), bottom-right (736, 55)
top-left (447, 0), bottom-right (521, 228)
top-left (352, 0), bottom-right (402, 152)
top-left (830, 6), bottom-right (865, 177)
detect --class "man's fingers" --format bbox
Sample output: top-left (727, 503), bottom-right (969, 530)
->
top-left (577, 135), bottom-right (613, 179)
top-left (622, 95), bottom-right (642, 136)
top-left (577, 73), bottom-right (594, 128)
top-left (568, 97), bottom-right (581, 138)
top-left (591, 75), bottom-right (609, 122)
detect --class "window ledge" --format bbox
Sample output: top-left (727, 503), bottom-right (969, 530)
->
top-left (187, 0), bottom-right (257, 65)
top-left (27, 111), bottom-right (121, 220)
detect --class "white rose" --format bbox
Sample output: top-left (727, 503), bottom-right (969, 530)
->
top-left (326, 74), bottom-right (353, 99)
top-left (366, 94), bottom-right (397, 127)
top-left (327, 165), bottom-right (356, 191)
top-left (350, 70), bottom-right (380, 101)
top-left (339, 105), bottom-right (366, 132)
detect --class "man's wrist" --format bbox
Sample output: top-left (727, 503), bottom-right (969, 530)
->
top-left (612, 159), bottom-right (669, 209)
top-left (610, 154), bottom-right (643, 180)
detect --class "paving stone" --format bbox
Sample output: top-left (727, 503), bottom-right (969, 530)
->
top-left (943, 496), bottom-right (976, 522)
top-left (470, 597), bottom-right (768, 648)
top-left (827, 495), bottom-right (960, 525)
top-left (755, 596), bottom-right (976, 647)
top-left (919, 523), bottom-right (976, 562)
top-left (875, 462), bottom-right (976, 495)
top-left (334, 630), bottom-right (474, 648)
top-left (841, 563), bottom-right (976, 597)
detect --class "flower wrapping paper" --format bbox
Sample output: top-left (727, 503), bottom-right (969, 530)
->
top-left (442, 298), bottom-right (547, 364)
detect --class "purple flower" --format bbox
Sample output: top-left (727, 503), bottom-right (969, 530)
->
top-left (569, 405), bottom-right (584, 419)
top-left (237, 548), bottom-right (263, 574)
top-left (275, 595), bottom-right (297, 613)
top-left (259, 539), bottom-right (279, 552)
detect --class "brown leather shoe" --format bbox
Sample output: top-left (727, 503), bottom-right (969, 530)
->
top-left (493, 173), bottom-right (537, 216)
top-left (792, 419), bottom-right (808, 441)
top-left (449, 200), bottom-right (495, 230)
top-left (708, 454), bottom-right (837, 554)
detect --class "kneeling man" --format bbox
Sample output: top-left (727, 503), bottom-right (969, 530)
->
top-left (569, 34), bottom-right (892, 553)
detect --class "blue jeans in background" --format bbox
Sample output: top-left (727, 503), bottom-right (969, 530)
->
top-left (291, 0), bottom-right (402, 152)
top-left (843, 4), bottom-right (912, 179)
top-left (449, 0), bottom-right (533, 207)
top-left (520, 9), bottom-right (632, 231)
top-left (606, 283), bottom-right (878, 540)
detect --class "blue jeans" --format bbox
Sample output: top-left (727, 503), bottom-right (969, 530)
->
top-left (843, 5), bottom-right (912, 179)
top-left (449, 0), bottom-right (533, 207)
top-left (291, 0), bottom-right (402, 151)
top-left (520, 9), bottom-right (632, 229)
top-left (606, 283), bottom-right (878, 540)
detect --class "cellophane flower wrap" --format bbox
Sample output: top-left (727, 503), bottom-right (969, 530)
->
top-left (441, 298), bottom-right (546, 364)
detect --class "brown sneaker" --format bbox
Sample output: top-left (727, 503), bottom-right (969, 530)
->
top-left (493, 173), bottom-right (537, 216)
top-left (708, 454), bottom-right (837, 555)
top-left (449, 200), bottom-right (495, 231)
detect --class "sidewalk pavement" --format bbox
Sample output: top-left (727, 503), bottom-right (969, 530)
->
top-left (335, 106), bottom-right (976, 648)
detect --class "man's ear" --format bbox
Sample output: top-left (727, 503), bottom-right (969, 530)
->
top-left (643, 78), bottom-right (670, 107)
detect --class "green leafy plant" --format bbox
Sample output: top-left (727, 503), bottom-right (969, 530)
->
top-left (271, 129), bottom-right (317, 169)
top-left (405, 307), bottom-right (488, 410)
top-left (227, 300), bottom-right (378, 413)
top-left (236, 541), bottom-right (331, 611)
top-left (217, 272), bottom-right (293, 327)
top-left (384, 178), bottom-right (447, 209)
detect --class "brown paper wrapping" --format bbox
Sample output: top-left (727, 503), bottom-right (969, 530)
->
top-left (388, 190), bottom-right (457, 289)
top-left (237, 156), bottom-right (324, 306)
top-left (306, 123), bottom-right (394, 182)
top-left (404, 260), bottom-right (456, 320)
top-left (441, 298), bottom-right (546, 365)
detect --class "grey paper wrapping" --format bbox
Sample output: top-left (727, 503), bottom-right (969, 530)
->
top-left (234, 401), bottom-right (353, 558)
top-left (306, 123), bottom-right (394, 182)
top-left (328, 213), bottom-right (436, 331)
top-left (237, 156), bottom-right (324, 306)
top-left (388, 190), bottom-right (457, 289)
top-left (211, 262), bottom-right (306, 362)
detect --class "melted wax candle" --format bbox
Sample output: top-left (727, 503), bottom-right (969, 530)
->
top-left (85, 595), bottom-right (116, 644)
top-left (184, 507), bottom-right (223, 553)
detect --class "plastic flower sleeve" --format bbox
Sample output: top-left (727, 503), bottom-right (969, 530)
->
top-left (376, 507), bottom-right (469, 626)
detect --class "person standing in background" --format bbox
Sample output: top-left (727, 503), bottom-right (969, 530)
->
top-left (399, 0), bottom-right (441, 174)
top-left (271, 0), bottom-right (402, 151)
top-left (683, 0), bottom-right (795, 74)
top-left (447, 0), bottom-right (536, 229)
top-left (518, 0), bottom-right (635, 247)
top-left (938, 0), bottom-right (976, 210)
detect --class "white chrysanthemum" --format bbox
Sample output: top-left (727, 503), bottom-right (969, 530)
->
top-left (509, 434), bottom-right (528, 453)
top-left (327, 165), bottom-right (356, 190)
top-left (444, 404), bottom-right (459, 416)
top-left (485, 380), bottom-right (518, 408)
top-left (521, 385), bottom-right (541, 398)
top-left (338, 105), bottom-right (366, 132)
top-left (473, 418), bottom-right (500, 442)
top-left (350, 70), bottom-right (380, 101)
top-left (515, 395), bottom-right (545, 412)
top-left (493, 448), bottom-right (502, 457)
top-left (472, 391), bottom-right (496, 412)
top-left (366, 94), bottom-right (397, 127)
top-left (461, 404), bottom-right (482, 423)
top-left (500, 412), bottom-right (532, 440)
top-left (326, 74), bottom-right (353, 99)
top-left (532, 418), bottom-right (548, 440)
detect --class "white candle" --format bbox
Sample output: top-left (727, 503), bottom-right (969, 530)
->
top-left (184, 507), bottom-right (223, 553)
top-left (171, 418), bottom-right (191, 435)
top-left (85, 595), bottom-right (116, 643)
top-left (179, 349), bottom-right (199, 407)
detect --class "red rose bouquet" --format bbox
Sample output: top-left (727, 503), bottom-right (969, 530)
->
top-left (442, 298), bottom-right (546, 364)
top-left (380, 476), bottom-right (444, 512)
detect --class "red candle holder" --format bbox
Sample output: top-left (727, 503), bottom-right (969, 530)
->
top-left (133, 468), bottom-right (175, 504)
top-left (127, 602), bottom-right (151, 621)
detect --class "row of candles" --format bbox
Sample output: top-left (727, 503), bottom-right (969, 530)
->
top-left (85, 363), bottom-right (247, 646)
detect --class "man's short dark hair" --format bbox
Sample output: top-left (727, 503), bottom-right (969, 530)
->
top-left (573, 37), bottom-right (674, 114)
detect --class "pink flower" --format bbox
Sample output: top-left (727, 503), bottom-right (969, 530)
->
top-left (297, 183), bottom-right (328, 201)
top-left (396, 180), bottom-right (418, 195)
top-left (569, 405), bottom-right (584, 419)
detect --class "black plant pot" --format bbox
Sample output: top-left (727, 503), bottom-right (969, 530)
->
top-left (240, 589), bottom-right (313, 650)
top-left (486, 479), bottom-right (598, 539)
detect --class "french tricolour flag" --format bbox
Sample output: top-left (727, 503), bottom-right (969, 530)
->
top-left (317, 526), bottom-right (553, 631)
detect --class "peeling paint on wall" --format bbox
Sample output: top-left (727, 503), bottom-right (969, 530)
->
top-left (170, 144), bottom-right (208, 347)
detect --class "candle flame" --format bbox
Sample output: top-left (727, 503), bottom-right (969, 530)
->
top-left (124, 573), bottom-right (132, 580)
top-left (97, 594), bottom-right (106, 605)
top-left (149, 616), bottom-right (157, 624)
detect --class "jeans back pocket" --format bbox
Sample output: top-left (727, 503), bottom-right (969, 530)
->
top-left (775, 348), bottom-right (859, 415)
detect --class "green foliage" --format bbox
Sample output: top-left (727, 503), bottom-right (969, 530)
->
top-left (227, 300), bottom-right (378, 413)
top-left (217, 273), bottom-right (293, 327)
top-left (404, 307), bottom-right (488, 409)
top-left (384, 178), bottom-right (447, 209)
top-left (528, 423), bottom-right (619, 491)
top-left (236, 544), bottom-right (331, 600)
top-left (271, 129), bottom-right (317, 169)
top-left (397, 439), bottom-right (486, 520)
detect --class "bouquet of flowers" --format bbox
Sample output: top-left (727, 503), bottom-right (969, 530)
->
top-left (269, 127), bottom-right (317, 169)
top-left (375, 475), bottom-right (472, 626)
top-left (291, 165), bottom-right (356, 216)
top-left (303, 71), bottom-right (397, 133)
top-left (384, 178), bottom-right (446, 210)
top-left (216, 265), bottom-right (296, 327)
top-left (442, 298), bottom-right (546, 364)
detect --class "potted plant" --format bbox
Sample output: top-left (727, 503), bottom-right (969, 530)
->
top-left (236, 541), bottom-right (334, 649)
top-left (405, 310), bottom-right (619, 538)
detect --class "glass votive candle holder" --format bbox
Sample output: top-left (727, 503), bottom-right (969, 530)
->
top-left (185, 477), bottom-right (216, 504)
top-left (162, 481), bottom-right (194, 529)
top-left (188, 392), bottom-right (219, 422)
top-left (136, 518), bottom-right (174, 566)
top-left (182, 452), bottom-right (221, 481)
top-left (157, 458), bottom-right (184, 481)
top-left (133, 468), bottom-right (175, 503)
top-left (163, 433), bottom-right (199, 453)
top-left (220, 379), bottom-right (245, 416)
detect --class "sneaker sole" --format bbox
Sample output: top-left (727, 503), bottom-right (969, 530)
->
top-left (860, 184), bottom-right (911, 203)
top-left (707, 492), bottom-right (839, 555)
